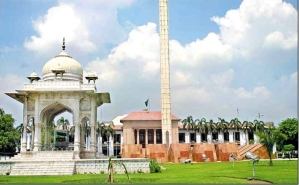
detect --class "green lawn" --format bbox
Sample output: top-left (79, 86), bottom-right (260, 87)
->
top-left (0, 160), bottom-right (297, 184)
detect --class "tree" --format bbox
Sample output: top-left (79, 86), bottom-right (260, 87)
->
top-left (195, 118), bottom-right (206, 133)
top-left (255, 126), bottom-right (287, 166)
top-left (229, 118), bottom-right (242, 131)
top-left (242, 121), bottom-right (254, 145)
top-left (182, 116), bottom-right (198, 132)
top-left (277, 118), bottom-right (298, 150)
top-left (96, 121), bottom-right (106, 138)
top-left (104, 123), bottom-right (116, 142)
top-left (253, 119), bottom-right (265, 132)
top-left (107, 155), bottom-right (130, 183)
top-left (0, 108), bottom-right (20, 153)
top-left (56, 117), bottom-right (70, 130)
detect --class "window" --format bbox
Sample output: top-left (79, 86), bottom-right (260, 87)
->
top-left (156, 129), bottom-right (162, 144)
top-left (179, 133), bottom-right (185, 143)
top-left (201, 133), bottom-right (207, 142)
top-left (234, 132), bottom-right (240, 142)
top-left (248, 132), bottom-right (254, 142)
top-left (114, 134), bottom-right (121, 144)
top-left (190, 133), bottom-right (196, 143)
top-left (212, 133), bottom-right (218, 141)
top-left (148, 129), bottom-right (154, 144)
top-left (224, 132), bottom-right (229, 142)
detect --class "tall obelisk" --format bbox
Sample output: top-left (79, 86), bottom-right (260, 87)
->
top-left (159, 0), bottom-right (172, 148)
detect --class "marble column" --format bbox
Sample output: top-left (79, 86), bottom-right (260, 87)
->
top-left (90, 98), bottom-right (96, 151)
top-left (21, 96), bottom-right (27, 152)
top-left (137, 129), bottom-right (140, 144)
top-left (98, 135), bottom-right (103, 153)
top-left (33, 95), bottom-right (41, 151)
top-left (145, 129), bottom-right (148, 145)
top-left (33, 124), bottom-right (41, 151)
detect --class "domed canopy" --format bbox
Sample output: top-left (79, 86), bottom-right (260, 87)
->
top-left (29, 71), bottom-right (39, 78)
top-left (42, 51), bottom-right (83, 82)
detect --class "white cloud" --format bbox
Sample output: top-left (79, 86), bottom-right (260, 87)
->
top-left (24, 3), bottom-right (96, 54)
top-left (0, 75), bottom-right (26, 125)
top-left (24, 0), bottom-right (134, 56)
top-left (211, 0), bottom-right (297, 60)
top-left (170, 33), bottom-right (233, 67)
top-left (263, 31), bottom-right (297, 50)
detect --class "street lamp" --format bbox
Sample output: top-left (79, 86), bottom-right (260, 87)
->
top-left (245, 151), bottom-right (259, 180)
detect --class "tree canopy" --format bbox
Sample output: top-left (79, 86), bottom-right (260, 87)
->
top-left (277, 118), bottom-right (298, 150)
top-left (0, 108), bottom-right (20, 153)
top-left (255, 127), bottom-right (287, 166)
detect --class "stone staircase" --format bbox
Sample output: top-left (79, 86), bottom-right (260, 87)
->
top-left (9, 151), bottom-right (75, 176)
top-left (237, 144), bottom-right (263, 160)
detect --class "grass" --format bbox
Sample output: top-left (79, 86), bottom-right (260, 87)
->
top-left (0, 160), bottom-right (297, 184)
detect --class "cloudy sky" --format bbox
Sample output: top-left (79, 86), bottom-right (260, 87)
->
top-left (0, 0), bottom-right (297, 126)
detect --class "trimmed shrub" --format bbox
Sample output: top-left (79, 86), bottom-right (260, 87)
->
top-left (149, 160), bottom-right (161, 173)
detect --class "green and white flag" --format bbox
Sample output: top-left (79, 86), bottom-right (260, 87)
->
top-left (145, 99), bottom-right (149, 107)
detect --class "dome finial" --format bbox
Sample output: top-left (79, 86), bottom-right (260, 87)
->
top-left (62, 37), bottom-right (66, 51)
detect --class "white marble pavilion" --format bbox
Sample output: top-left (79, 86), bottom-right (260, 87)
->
top-left (6, 39), bottom-right (110, 159)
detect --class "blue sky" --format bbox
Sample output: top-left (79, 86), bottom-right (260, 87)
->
top-left (0, 0), bottom-right (297, 126)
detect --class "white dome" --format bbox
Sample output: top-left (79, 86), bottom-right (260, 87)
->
top-left (29, 71), bottom-right (38, 77)
top-left (42, 51), bottom-right (83, 82)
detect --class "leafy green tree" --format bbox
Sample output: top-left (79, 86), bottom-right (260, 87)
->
top-left (0, 108), bottom-right (20, 153)
top-left (277, 118), bottom-right (298, 150)
top-left (256, 126), bottom-right (287, 166)
top-left (56, 117), bottom-right (70, 130)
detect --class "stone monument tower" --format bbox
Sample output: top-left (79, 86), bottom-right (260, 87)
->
top-left (159, 0), bottom-right (173, 147)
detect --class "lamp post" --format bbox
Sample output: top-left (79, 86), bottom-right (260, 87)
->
top-left (245, 152), bottom-right (259, 180)
top-left (230, 153), bottom-right (237, 168)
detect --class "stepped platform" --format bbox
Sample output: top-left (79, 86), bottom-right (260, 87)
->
top-left (8, 151), bottom-right (75, 176)
top-left (237, 144), bottom-right (263, 160)
top-left (1, 151), bottom-right (150, 176)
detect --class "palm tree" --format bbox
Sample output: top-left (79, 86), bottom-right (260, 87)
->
top-left (104, 123), bottom-right (116, 156)
top-left (255, 126), bottom-right (287, 166)
top-left (96, 121), bottom-right (105, 153)
top-left (195, 118), bottom-right (206, 133)
top-left (229, 118), bottom-right (242, 131)
top-left (242, 121), bottom-right (254, 145)
top-left (253, 119), bottom-right (265, 132)
top-left (56, 117), bottom-right (70, 130)
top-left (216, 118), bottom-right (227, 142)
top-left (69, 126), bottom-right (75, 137)
top-left (182, 116), bottom-right (197, 132)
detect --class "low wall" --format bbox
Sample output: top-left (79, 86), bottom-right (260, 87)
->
top-left (0, 161), bottom-right (14, 175)
top-left (192, 143), bottom-right (217, 162)
top-left (121, 144), bottom-right (143, 158)
top-left (216, 143), bottom-right (239, 162)
top-left (146, 144), bottom-right (168, 163)
top-left (75, 158), bottom-right (151, 174)
top-left (168, 143), bottom-right (192, 163)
